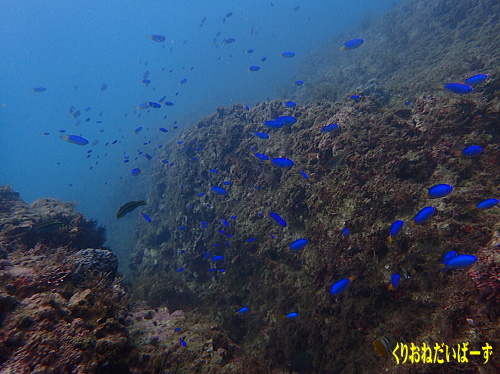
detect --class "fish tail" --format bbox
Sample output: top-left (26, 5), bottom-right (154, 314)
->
top-left (453, 150), bottom-right (462, 157)
top-left (388, 284), bottom-right (395, 291)
top-left (339, 46), bottom-right (345, 50)
top-left (387, 235), bottom-right (393, 244)
top-left (348, 275), bottom-right (357, 282)
top-left (264, 160), bottom-right (271, 165)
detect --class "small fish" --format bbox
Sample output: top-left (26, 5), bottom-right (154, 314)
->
top-left (248, 65), bottom-right (260, 72)
top-left (388, 220), bottom-right (404, 243)
top-left (443, 253), bottom-right (477, 269)
top-left (442, 83), bottom-right (473, 94)
top-left (116, 200), bottom-right (147, 218)
top-left (164, 101), bottom-right (174, 106)
top-left (342, 228), bottom-right (349, 237)
top-left (221, 218), bottom-right (229, 227)
top-left (300, 170), bottom-right (308, 179)
top-left (413, 207), bottom-right (435, 224)
top-left (261, 56), bottom-right (267, 61)
top-left (100, 83), bottom-right (107, 92)
top-left (253, 153), bottom-right (269, 161)
top-left (320, 124), bottom-right (339, 133)
top-left (350, 95), bottom-right (361, 100)
top-left (236, 307), bottom-right (249, 314)
top-left (275, 116), bottom-right (296, 125)
top-left (289, 238), bottom-right (308, 251)
top-left (141, 79), bottom-right (151, 85)
top-left (459, 145), bottom-right (482, 157)
top-left (226, 12), bottom-right (233, 17)
top-left (61, 134), bottom-right (89, 145)
top-left (388, 274), bottom-right (401, 291)
top-left (147, 34), bottom-right (166, 42)
top-left (253, 132), bottom-right (269, 139)
top-left (373, 337), bottom-right (394, 357)
top-left (148, 102), bottom-right (161, 108)
top-left (211, 255), bottom-right (224, 261)
top-left (464, 74), bottom-right (487, 86)
top-left (136, 102), bottom-right (149, 110)
top-left (179, 78), bottom-right (188, 85)
top-left (211, 186), bottom-right (227, 195)
top-left (35, 221), bottom-right (64, 233)
top-left (268, 157), bottom-right (294, 168)
top-left (180, 338), bottom-right (186, 347)
top-left (73, 110), bottom-right (81, 119)
top-left (177, 267), bottom-right (185, 272)
top-left (268, 211), bottom-right (287, 227)
top-left (281, 51), bottom-right (295, 58)
top-left (140, 212), bottom-right (152, 222)
top-left (283, 312), bottom-right (298, 319)
top-left (285, 101), bottom-right (296, 108)
top-left (134, 126), bottom-right (143, 134)
top-left (330, 276), bottom-right (356, 295)
top-left (159, 127), bottom-right (168, 132)
top-left (340, 38), bottom-right (364, 50)
top-left (427, 184), bottom-right (453, 199)
top-left (131, 168), bottom-right (142, 176)
top-left (246, 49), bottom-right (254, 54)
top-left (295, 80), bottom-right (304, 86)
top-left (222, 38), bottom-right (236, 45)
top-left (31, 87), bottom-right (46, 92)
top-left (474, 198), bottom-right (499, 210)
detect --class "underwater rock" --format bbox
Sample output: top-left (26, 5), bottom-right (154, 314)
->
top-left (72, 248), bottom-right (119, 285)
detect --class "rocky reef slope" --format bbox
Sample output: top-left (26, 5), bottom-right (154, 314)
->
top-left (130, 72), bottom-right (500, 373)
top-left (288, 0), bottom-right (500, 105)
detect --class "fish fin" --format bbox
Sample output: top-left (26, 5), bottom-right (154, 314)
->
top-left (348, 275), bottom-right (357, 282)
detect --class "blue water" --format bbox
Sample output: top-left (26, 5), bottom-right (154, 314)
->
top-left (0, 0), bottom-right (395, 265)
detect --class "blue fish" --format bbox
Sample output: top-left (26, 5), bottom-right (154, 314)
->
top-left (275, 116), bottom-right (297, 125)
top-left (253, 132), bottom-right (269, 139)
top-left (140, 212), bottom-right (152, 222)
top-left (253, 153), bottom-right (269, 161)
top-left (464, 74), bottom-right (487, 86)
top-left (281, 51), bottom-right (295, 58)
top-left (134, 127), bottom-right (143, 134)
top-left (330, 276), bottom-right (356, 295)
top-left (388, 220), bottom-right (404, 243)
top-left (300, 170), bottom-right (308, 179)
top-left (342, 228), bottom-right (349, 238)
top-left (264, 120), bottom-right (284, 128)
top-left (61, 135), bottom-right (89, 145)
top-left (413, 207), bottom-right (435, 224)
top-left (268, 212), bottom-right (287, 227)
top-left (148, 102), bottom-right (161, 108)
top-left (141, 79), bottom-right (151, 85)
top-left (211, 255), bottom-right (224, 261)
top-left (284, 312), bottom-right (298, 319)
top-left (246, 49), bottom-right (254, 54)
top-left (285, 101), bottom-right (296, 108)
top-left (289, 239), bottom-right (308, 251)
top-left (164, 101), bottom-right (174, 106)
top-left (237, 307), bottom-right (249, 314)
top-left (388, 274), bottom-right (400, 291)
top-left (248, 65), bottom-right (260, 72)
top-left (269, 158), bottom-right (294, 168)
top-left (427, 184), bottom-right (453, 199)
top-left (295, 80), bottom-right (304, 86)
top-left (32, 87), bottom-right (46, 92)
top-left (159, 127), bottom-right (168, 132)
top-left (350, 95), bottom-right (361, 100)
top-left (475, 198), bottom-right (499, 210)
top-left (443, 254), bottom-right (477, 269)
top-left (460, 145), bottom-right (482, 157)
top-left (442, 83), bottom-right (473, 94)
top-left (221, 218), bottom-right (229, 227)
top-left (147, 35), bottom-right (165, 42)
top-left (180, 338), bottom-right (186, 347)
top-left (179, 78), bottom-right (187, 85)
top-left (131, 168), bottom-right (142, 176)
top-left (340, 38), bottom-right (364, 50)
top-left (100, 83), bottom-right (107, 92)
top-left (223, 38), bottom-right (236, 45)
top-left (320, 124), bottom-right (339, 133)
top-left (211, 186), bottom-right (227, 195)
top-left (261, 56), bottom-right (267, 61)
top-left (443, 251), bottom-right (457, 262)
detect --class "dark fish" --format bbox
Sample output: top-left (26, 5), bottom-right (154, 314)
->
top-left (100, 83), bottom-right (107, 92)
top-left (147, 34), bottom-right (166, 42)
top-left (248, 65), bottom-right (260, 71)
top-left (35, 221), bottom-right (64, 233)
top-left (32, 87), bottom-right (46, 92)
top-left (116, 200), bottom-right (147, 218)
top-left (281, 51), bottom-right (295, 58)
